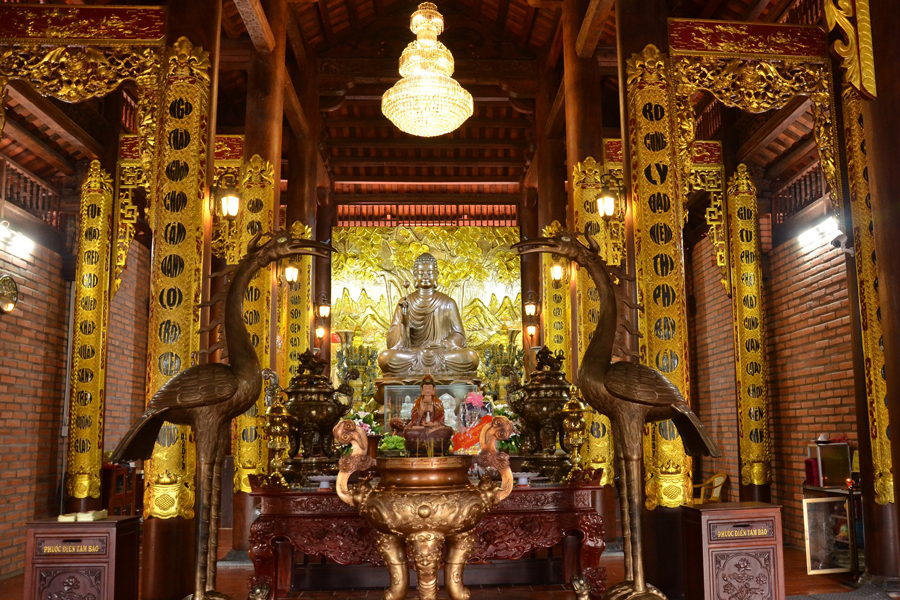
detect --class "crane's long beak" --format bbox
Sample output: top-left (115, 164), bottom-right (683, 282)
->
top-left (289, 240), bottom-right (335, 258)
top-left (512, 237), bottom-right (560, 255)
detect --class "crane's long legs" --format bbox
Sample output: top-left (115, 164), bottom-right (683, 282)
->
top-left (625, 454), bottom-right (646, 594)
top-left (206, 422), bottom-right (229, 591)
top-left (612, 421), bottom-right (633, 582)
top-left (193, 452), bottom-right (214, 599)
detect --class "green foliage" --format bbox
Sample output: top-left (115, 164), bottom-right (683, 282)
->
top-left (492, 405), bottom-right (523, 455)
top-left (378, 434), bottom-right (407, 455)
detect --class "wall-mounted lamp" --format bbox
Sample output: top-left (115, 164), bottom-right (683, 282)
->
top-left (315, 325), bottom-right (326, 341)
top-left (524, 291), bottom-right (538, 317)
top-left (316, 292), bottom-right (331, 319)
top-left (526, 324), bottom-right (537, 338)
top-left (220, 192), bottom-right (240, 221)
top-left (284, 264), bottom-right (299, 284)
top-left (0, 220), bottom-right (35, 259)
top-left (0, 274), bottom-right (18, 314)
top-left (597, 172), bottom-right (624, 219)
top-left (550, 263), bottom-right (564, 282)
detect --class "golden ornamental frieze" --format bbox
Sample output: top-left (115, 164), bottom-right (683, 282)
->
top-left (166, 36), bottom-right (210, 82)
top-left (671, 55), bottom-right (842, 221)
top-left (0, 45), bottom-right (162, 104)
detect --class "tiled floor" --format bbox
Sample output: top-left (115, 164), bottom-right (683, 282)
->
top-left (0, 528), bottom-right (854, 599)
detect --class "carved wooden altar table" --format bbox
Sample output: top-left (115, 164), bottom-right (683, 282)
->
top-left (249, 484), bottom-right (606, 598)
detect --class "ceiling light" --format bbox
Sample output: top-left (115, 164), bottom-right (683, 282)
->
top-left (381, 3), bottom-right (473, 137)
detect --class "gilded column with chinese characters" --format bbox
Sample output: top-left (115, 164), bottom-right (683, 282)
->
top-left (232, 154), bottom-right (275, 493)
top-left (144, 37), bottom-right (211, 520)
top-left (725, 165), bottom-right (771, 497)
top-left (277, 221), bottom-right (313, 383)
top-left (65, 161), bottom-right (115, 513)
top-left (540, 221), bottom-right (573, 382)
top-left (626, 44), bottom-right (692, 509)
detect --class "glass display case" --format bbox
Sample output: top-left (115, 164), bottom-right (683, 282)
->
top-left (802, 496), bottom-right (854, 575)
top-left (382, 383), bottom-right (478, 433)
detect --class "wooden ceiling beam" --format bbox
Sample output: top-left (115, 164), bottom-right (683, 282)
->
top-left (546, 13), bottom-right (564, 70)
top-left (332, 174), bottom-right (522, 184)
top-left (6, 82), bottom-right (103, 159)
top-left (743, 0), bottom-right (771, 21)
top-left (699, 0), bottom-right (725, 18)
top-left (334, 193), bottom-right (520, 204)
top-left (317, 57), bottom-right (537, 83)
top-left (2, 118), bottom-right (75, 176)
top-left (495, 0), bottom-right (510, 34)
top-left (315, 1), bottom-right (335, 46)
top-left (737, 96), bottom-right (810, 163)
top-left (765, 136), bottom-right (818, 181)
top-left (330, 157), bottom-right (525, 168)
top-left (576, 0), bottom-right (615, 58)
top-left (527, 0), bottom-right (562, 7)
top-left (326, 138), bottom-right (528, 149)
top-left (519, 7), bottom-right (537, 47)
top-left (283, 71), bottom-right (310, 138)
top-left (545, 80), bottom-right (565, 138)
top-left (285, 10), bottom-right (307, 67)
top-left (233, 0), bottom-right (276, 53)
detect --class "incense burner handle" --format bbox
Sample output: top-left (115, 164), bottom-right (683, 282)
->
top-left (333, 419), bottom-right (376, 507)
top-left (476, 416), bottom-right (515, 504)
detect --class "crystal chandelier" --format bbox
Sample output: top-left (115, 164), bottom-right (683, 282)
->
top-left (382, 2), bottom-right (473, 137)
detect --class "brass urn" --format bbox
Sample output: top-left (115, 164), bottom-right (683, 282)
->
top-left (334, 417), bottom-right (514, 600)
top-left (282, 350), bottom-right (358, 481)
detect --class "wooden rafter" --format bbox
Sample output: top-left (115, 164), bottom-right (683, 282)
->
top-left (576, 0), bottom-right (614, 58)
top-left (765, 136), bottom-right (817, 181)
top-left (326, 138), bottom-right (528, 149)
top-left (7, 83), bottom-right (102, 159)
top-left (332, 174), bottom-right (522, 184)
top-left (737, 96), bottom-right (810, 163)
top-left (233, 0), bottom-right (276, 52)
top-left (519, 6), bottom-right (537, 47)
top-left (330, 157), bottom-right (525, 168)
top-left (334, 193), bottom-right (519, 204)
top-left (3, 117), bottom-right (75, 176)
top-left (545, 80), bottom-right (565, 138)
top-left (284, 71), bottom-right (310, 138)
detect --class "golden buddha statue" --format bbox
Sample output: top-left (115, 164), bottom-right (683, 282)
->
top-left (377, 252), bottom-right (479, 377)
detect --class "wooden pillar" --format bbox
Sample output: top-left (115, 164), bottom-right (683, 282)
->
top-left (141, 3), bottom-right (220, 599)
top-left (314, 187), bottom-right (335, 364)
top-left (231, 0), bottom-right (288, 554)
top-left (859, 0), bottom-right (900, 578)
top-left (617, 0), bottom-right (688, 596)
top-left (536, 59), bottom-right (566, 232)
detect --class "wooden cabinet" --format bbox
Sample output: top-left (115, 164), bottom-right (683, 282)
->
top-left (102, 464), bottom-right (143, 516)
top-left (24, 516), bottom-right (140, 600)
top-left (683, 502), bottom-right (785, 600)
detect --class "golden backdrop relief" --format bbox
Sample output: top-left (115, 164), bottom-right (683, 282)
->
top-left (331, 226), bottom-right (522, 363)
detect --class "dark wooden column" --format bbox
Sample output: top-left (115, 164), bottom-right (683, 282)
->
top-left (561, 0), bottom-right (605, 220)
top-left (536, 59), bottom-right (567, 231)
top-left (142, 2), bottom-right (221, 599)
top-left (314, 187), bottom-right (335, 363)
top-left (285, 128), bottom-right (317, 230)
top-left (232, 0), bottom-right (288, 555)
top-left (860, 0), bottom-right (900, 579)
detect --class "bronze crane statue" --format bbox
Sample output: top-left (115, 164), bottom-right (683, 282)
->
top-left (111, 230), bottom-right (332, 600)
top-left (514, 227), bottom-right (720, 600)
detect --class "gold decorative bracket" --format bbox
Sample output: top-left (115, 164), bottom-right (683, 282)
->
top-left (825, 0), bottom-right (877, 99)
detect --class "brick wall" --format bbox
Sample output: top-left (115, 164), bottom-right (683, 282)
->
top-left (767, 235), bottom-right (857, 547)
top-left (0, 244), bottom-right (70, 578)
top-left (104, 242), bottom-right (150, 451)
top-left (687, 236), bottom-right (739, 501)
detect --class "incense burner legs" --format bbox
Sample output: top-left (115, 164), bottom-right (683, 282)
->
top-left (333, 418), bottom-right (514, 600)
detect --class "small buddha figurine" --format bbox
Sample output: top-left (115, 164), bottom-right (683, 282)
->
top-left (390, 375), bottom-right (454, 455)
top-left (378, 252), bottom-right (479, 377)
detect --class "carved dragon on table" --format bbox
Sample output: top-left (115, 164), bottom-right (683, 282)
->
top-left (514, 227), bottom-right (721, 600)
top-left (111, 230), bottom-right (332, 600)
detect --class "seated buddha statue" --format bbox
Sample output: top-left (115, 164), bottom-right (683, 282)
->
top-left (378, 252), bottom-right (479, 377)
top-left (390, 375), bottom-right (454, 455)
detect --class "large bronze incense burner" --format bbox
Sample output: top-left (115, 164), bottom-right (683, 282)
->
top-left (283, 350), bottom-right (357, 460)
top-left (334, 416), bottom-right (514, 600)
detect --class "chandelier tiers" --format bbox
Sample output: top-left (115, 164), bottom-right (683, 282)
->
top-left (382, 2), bottom-right (474, 137)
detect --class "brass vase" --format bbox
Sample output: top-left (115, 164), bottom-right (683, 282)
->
top-left (333, 417), bottom-right (514, 600)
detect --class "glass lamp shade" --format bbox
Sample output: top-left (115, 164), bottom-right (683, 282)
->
top-left (284, 265), bottom-right (299, 283)
top-left (598, 193), bottom-right (616, 218)
top-left (524, 301), bottom-right (537, 317)
top-left (315, 325), bottom-right (327, 340)
top-left (317, 303), bottom-right (331, 319)
top-left (550, 264), bottom-right (564, 282)
top-left (221, 194), bottom-right (240, 219)
top-left (526, 324), bottom-right (537, 337)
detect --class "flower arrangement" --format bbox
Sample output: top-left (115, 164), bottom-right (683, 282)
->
top-left (346, 409), bottom-right (384, 437)
top-left (378, 434), bottom-right (407, 456)
top-left (464, 391), bottom-right (485, 408)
